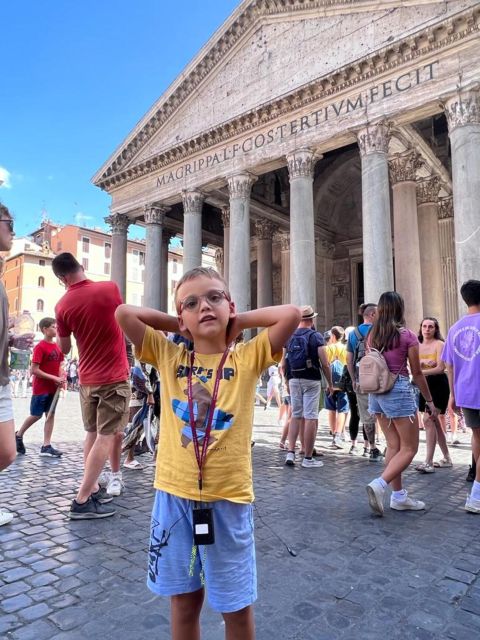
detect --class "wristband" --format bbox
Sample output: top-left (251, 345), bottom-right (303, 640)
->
top-left (426, 399), bottom-right (433, 404)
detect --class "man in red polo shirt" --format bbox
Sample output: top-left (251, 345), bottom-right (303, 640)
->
top-left (53, 253), bottom-right (130, 519)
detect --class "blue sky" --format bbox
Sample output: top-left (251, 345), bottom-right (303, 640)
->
top-left (0, 0), bottom-right (239, 239)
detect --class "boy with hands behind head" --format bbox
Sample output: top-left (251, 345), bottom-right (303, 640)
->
top-left (116, 267), bottom-right (300, 640)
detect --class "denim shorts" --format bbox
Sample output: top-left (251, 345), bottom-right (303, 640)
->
top-left (325, 390), bottom-right (349, 414)
top-left (30, 393), bottom-right (56, 417)
top-left (368, 375), bottom-right (417, 419)
top-left (147, 490), bottom-right (256, 613)
top-left (289, 378), bottom-right (321, 419)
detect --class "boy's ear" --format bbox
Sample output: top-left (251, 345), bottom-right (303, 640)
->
top-left (177, 313), bottom-right (187, 332)
top-left (228, 300), bottom-right (236, 317)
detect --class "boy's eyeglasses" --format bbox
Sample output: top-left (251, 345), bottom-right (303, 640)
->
top-left (0, 219), bottom-right (14, 232)
top-left (179, 289), bottom-right (230, 312)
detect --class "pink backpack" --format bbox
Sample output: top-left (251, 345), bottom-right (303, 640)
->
top-left (358, 347), bottom-right (398, 394)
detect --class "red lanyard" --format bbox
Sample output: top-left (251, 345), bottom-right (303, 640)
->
top-left (187, 348), bottom-right (230, 492)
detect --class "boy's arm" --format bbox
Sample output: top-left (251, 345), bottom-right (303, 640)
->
top-left (445, 363), bottom-right (459, 413)
top-left (31, 363), bottom-right (63, 386)
top-left (229, 305), bottom-right (301, 355)
top-left (115, 305), bottom-right (181, 353)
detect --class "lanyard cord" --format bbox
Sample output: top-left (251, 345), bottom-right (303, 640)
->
top-left (187, 348), bottom-right (230, 493)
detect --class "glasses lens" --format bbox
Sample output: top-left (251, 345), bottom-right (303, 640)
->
top-left (183, 296), bottom-right (199, 311)
top-left (206, 290), bottom-right (225, 305)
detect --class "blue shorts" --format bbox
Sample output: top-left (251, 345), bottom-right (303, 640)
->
top-left (30, 394), bottom-right (56, 417)
top-left (368, 376), bottom-right (417, 419)
top-left (147, 490), bottom-right (256, 613)
top-left (324, 391), bottom-right (349, 413)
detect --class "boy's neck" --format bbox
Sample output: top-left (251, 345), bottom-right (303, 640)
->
top-left (193, 336), bottom-right (228, 355)
top-left (43, 336), bottom-right (54, 343)
top-left (467, 305), bottom-right (480, 315)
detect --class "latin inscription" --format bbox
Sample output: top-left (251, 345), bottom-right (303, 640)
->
top-left (157, 61), bottom-right (439, 187)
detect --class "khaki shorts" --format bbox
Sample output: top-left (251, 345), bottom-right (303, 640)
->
top-left (79, 381), bottom-right (130, 435)
top-left (356, 391), bottom-right (375, 426)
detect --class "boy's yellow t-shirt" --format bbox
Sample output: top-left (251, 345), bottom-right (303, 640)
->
top-left (137, 326), bottom-right (280, 504)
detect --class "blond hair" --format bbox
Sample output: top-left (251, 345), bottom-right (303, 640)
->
top-left (174, 267), bottom-right (229, 311)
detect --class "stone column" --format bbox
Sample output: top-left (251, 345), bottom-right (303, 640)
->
top-left (181, 190), bottom-right (204, 273)
top-left (286, 148), bottom-right (318, 308)
top-left (438, 197), bottom-right (459, 328)
top-left (143, 204), bottom-right (168, 310)
top-left (255, 219), bottom-right (275, 308)
top-left (215, 248), bottom-right (224, 276)
top-left (278, 232), bottom-right (290, 304)
top-left (444, 89), bottom-right (480, 303)
top-left (161, 230), bottom-right (174, 312)
top-left (357, 123), bottom-right (394, 303)
top-left (227, 172), bottom-right (255, 313)
top-left (416, 177), bottom-right (445, 328)
top-left (389, 150), bottom-right (424, 330)
top-left (105, 212), bottom-right (130, 302)
top-left (221, 206), bottom-right (230, 285)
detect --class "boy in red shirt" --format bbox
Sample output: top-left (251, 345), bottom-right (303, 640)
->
top-left (15, 317), bottom-right (64, 457)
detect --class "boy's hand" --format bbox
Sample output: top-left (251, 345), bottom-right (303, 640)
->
top-left (53, 376), bottom-right (64, 386)
top-left (226, 315), bottom-right (243, 346)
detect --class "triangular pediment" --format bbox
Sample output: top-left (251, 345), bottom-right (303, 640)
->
top-left (93, 0), bottom-right (476, 187)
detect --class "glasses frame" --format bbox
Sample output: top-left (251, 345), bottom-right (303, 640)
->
top-left (179, 289), bottom-right (230, 313)
top-left (0, 219), bottom-right (14, 232)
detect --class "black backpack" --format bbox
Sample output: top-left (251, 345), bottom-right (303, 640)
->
top-left (286, 329), bottom-right (321, 380)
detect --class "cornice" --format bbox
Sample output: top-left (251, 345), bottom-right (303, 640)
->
top-left (95, 4), bottom-right (480, 191)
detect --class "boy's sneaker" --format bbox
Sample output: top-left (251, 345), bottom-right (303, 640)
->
top-left (0, 509), bottom-right (14, 526)
top-left (465, 495), bottom-right (480, 514)
top-left (301, 457), bottom-right (324, 468)
top-left (15, 433), bottom-right (26, 455)
top-left (369, 448), bottom-right (384, 463)
top-left (40, 445), bottom-right (63, 457)
top-left (466, 466), bottom-right (476, 483)
top-left (98, 470), bottom-right (111, 487)
top-left (69, 497), bottom-right (116, 520)
top-left (285, 451), bottom-right (295, 466)
top-left (91, 487), bottom-right (114, 504)
top-left (390, 493), bottom-right (425, 511)
top-left (106, 472), bottom-right (124, 496)
top-left (349, 445), bottom-right (357, 455)
top-left (366, 479), bottom-right (385, 516)
top-left (362, 448), bottom-right (370, 457)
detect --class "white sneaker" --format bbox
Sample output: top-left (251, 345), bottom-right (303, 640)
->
top-left (390, 493), bottom-right (425, 511)
top-left (98, 470), bottom-right (111, 488)
top-left (465, 494), bottom-right (480, 514)
top-left (106, 473), bottom-right (124, 496)
top-left (366, 479), bottom-right (385, 516)
top-left (0, 509), bottom-right (14, 526)
top-left (285, 451), bottom-right (295, 466)
top-left (301, 457), bottom-right (324, 468)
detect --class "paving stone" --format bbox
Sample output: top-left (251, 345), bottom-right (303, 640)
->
top-left (0, 613), bottom-right (22, 634)
top-left (0, 580), bottom-right (32, 598)
top-left (18, 601), bottom-right (52, 621)
top-left (444, 567), bottom-right (477, 585)
top-left (1, 593), bottom-right (34, 613)
top-left (48, 604), bottom-right (93, 631)
top-left (10, 619), bottom-right (58, 640)
top-left (0, 566), bottom-right (34, 583)
top-left (25, 571), bottom-right (59, 587)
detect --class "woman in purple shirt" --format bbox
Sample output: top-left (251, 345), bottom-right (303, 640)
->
top-left (365, 292), bottom-right (438, 516)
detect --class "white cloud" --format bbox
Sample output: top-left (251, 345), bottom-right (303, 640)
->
top-left (74, 212), bottom-right (94, 225)
top-left (0, 166), bottom-right (12, 189)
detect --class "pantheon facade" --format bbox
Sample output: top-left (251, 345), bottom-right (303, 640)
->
top-left (94, 0), bottom-right (480, 331)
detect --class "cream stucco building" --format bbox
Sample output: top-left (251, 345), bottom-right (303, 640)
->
top-left (94, 0), bottom-right (480, 331)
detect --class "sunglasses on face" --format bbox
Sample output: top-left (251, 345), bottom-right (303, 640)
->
top-left (179, 289), bottom-right (229, 313)
top-left (0, 219), bottom-right (14, 233)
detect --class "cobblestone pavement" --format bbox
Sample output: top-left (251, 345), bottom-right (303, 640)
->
top-left (1, 394), bottom-right (480, 639)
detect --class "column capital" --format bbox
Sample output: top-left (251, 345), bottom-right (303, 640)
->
top-left (181, 189), bottom-right (204, 214)
top-left (104, 212), bottom-right (131, 234)
top-left (438, 197), bottom-right (454, 220)
top-left (143, 203), bottom-right (169, 225)
top-left (254, 218), bottom-right (276, 240)
top-left (275, 231), bottom-right (290, 251)
top-left (416, 176), bottom-right (441, 206)
top-left (388, 150), bottom-right (423, 184)
top-left (444, 88), bottom-right (480, 133)
top-left (319, 238), bottom-right (336, 257)
top-left (286, 148), bottom-right (318, 179)
top-left (227, 172), bottom-right (256, 199)
top-left (220, 206), bottom-right (230, 228)
top-left (357, 122), bottom-right (391, 156)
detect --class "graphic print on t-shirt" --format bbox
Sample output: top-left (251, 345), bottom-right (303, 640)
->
top-left (452, 325), bottom-right (480, 362)
top-left (172, 378), bottom-right (234, 449)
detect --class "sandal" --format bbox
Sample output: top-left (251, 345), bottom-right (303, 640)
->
top-left (123, 459), bottom-right (143, 470)
top-left (433, 459), bottom-right (453, 468)
top-left (279, 442), bottom-right (287, 450)
top-left (415, 462), bottom-right (435, 473)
